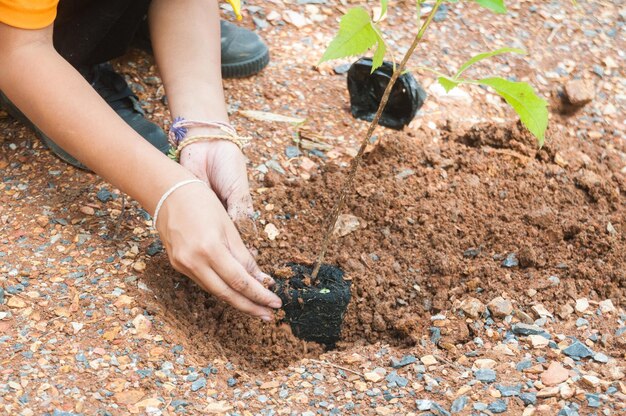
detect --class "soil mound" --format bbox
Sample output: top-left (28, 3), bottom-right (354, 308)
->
top-left (143, 121), bottom-right (625, 370)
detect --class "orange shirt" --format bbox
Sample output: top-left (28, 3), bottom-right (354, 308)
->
top-left (0, 0), bottom-right (58, 29)
top-left (0, 0), bottom-right (243, 30)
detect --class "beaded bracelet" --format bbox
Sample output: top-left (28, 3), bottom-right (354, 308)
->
top-left (167, 117), bottom-right (250, 161)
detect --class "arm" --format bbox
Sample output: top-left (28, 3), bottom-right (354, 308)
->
top-left (0, 21), bottom-right (281, 319)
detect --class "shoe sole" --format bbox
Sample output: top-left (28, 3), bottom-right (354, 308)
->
top-left (221, 49), bottom-right (270, 79)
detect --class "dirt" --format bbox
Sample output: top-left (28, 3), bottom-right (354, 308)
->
top-left (141, 119), bottom-right (625, 372)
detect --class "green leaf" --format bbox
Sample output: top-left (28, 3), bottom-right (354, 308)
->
top-left (320, 7), bottom-right (383, 64)
top-left (455, 47), bottom-right (525, 78)
top-left (372, 38), bottom-right (387, 71)
top-left (378, 0), bottom-right (388, 21)
top-left (437, 76), bottom-right (460, 92)
top-left (478, 77), bottom-right (548, 145)
top-left (473, 0), bottom-right (507, 14)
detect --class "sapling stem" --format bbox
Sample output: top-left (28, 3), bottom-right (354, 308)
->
top-left (311, 0), bottom-right (444, 281)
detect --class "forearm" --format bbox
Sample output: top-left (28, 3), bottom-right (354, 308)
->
top-left (149, 0), bottom-right (228, 126)
top-left (0, 31), bottom-right (193, 213)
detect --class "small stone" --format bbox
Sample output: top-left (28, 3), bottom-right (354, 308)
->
top-left (114, 390), bottom-right (145, 405)
top-left (564, 79), bottom-right (595, 107)
top-left (474, 359), bottom-right (497, 370)
top-left (35, 216), bottom-right (49, 228)
top-left (512, 323), bottom-right (547, 336)
top-left (364, 368), bottom-right (386, 383)
top-left (451, 396), bottom-right (468, 413)
top-left (541, 362), bottom-right (570, 386)
top-left (132, 314), bottom-right (152, 337)
top-left (598, 299), bottom-right (616, 314)
top-left (557, 304), bottom-right (574, 319)
top-left (575, 298), bottom-right (589, 313)
top-left (227, 378), bottom-right (237, 387)
top-left (474, 368), bottom-right (497, 383)
top-left (501, 253), bottom-right (519, 268)
top-left (488, 399), bottom-right (507, 414)
top-left (390, 355), bottom-right (416, 368)
top-left (7, 297), bottom-right (26, 308)
top-left (536, 386), bottom-right (559, 398)
top-left (97, 189), bottom-right (113, 203)
top-left (133, 261), bottom-right (146, 273)
top-left (333, 214), bottom-right (364, 237)
top-left (385, 371), bottom-right (408, 387)
top-left (285, 146), bottom-right (302, 158)
top-left (559, 383), bottom-right (575, 399)
top-left (581, 375), bottom-right (601, 387)
top-left (80, 206), bottom-right (95, 216)
top-left (529, 335), bottom-right (550, 348)
top-left (421, 355), bottom-right (438, 366)
top-left (562, 341), bottom-right (594, 358)
top-left (495, 384), bottom-right (522, 397)
top-left (460, 297), bottom-right (486, 318)
top-left (592, 352), bottom-right (609, 363)
top-left (0, 287), bottom-right (4, 304)
top-left (531, 304), bottom-right (552, 319)
top-left (586, 393), bottom-right (601, 408)
top-left (520, 392), bottom-right (537, 405)
top-left (264, 223), bottom-right (280, 240)
top-left (488, 296), bottom-right (514, 318)
top-left (191, 377), bottom-right (207, 392)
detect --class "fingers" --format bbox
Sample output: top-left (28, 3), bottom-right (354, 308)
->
top-left (228, 230), bottom-right (275, 287)
top-left (226, 188), bottom-right (254, 222)
top-left (194, 264), bottom-right (276, 321)
top-left (209, 245), bottom-right (282, 308)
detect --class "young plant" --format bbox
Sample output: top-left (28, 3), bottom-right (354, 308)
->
top-left (311, 0), bottom-right (549, 279)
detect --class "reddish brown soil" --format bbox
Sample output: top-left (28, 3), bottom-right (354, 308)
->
top-left (142, 120), bottom-right (625, 371)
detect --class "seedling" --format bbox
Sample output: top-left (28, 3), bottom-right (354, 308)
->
top-left (274, 1), bottom-right (550, 346)
top-left (312, 0), bottom-right (549, 279)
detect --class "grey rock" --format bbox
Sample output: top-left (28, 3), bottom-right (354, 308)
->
top-left (516, 360), bottom-right (532, 371)
top-left (474, 368), bottom-right (497, 383)
top-left (586, 393), bottom-right (601, 408)
top-left (385, 371), bottom-right (409, 387)
top-left (512, 323), bottom-right (546, 336)
top-left (488, 399), bottom-right (507, 413)
top-left (495, 384), bottom-right (522, 397)
top-left (0, 287), bottom-right (4, 304)
top-left (450, 396), bottom-right (468, 413)
top-left (96, 188), bottom-right (113, 203)
top-left (391, 355), bottom-right (417, 368)
top-left (593, 352), bottom-right (609, 363)
top-left (501, 253), bottom-right (519, 268)
top-left (285, 146), bottom-right (302, 158)
top-left (519, 392), bottom-right (536, 406)
top-left (562, 341), bottom-right (594, 358)
top-left (191, 377), bottom-right (206, 392)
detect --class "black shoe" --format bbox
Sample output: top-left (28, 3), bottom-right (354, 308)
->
top-left (219, 20), bottom-right (270, 78)
top-left (133, 19), bottom-right (270, 79)
top-left (0, 63), bottom-right (169, 170)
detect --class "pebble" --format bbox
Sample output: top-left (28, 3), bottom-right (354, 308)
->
top-left (586, 393), bottom-right (601, 407)
top-left (421, 355), bottom-right (438, 366)
top-left (474, 368), bottom-right (497, 383)
top-left (575, 298), bottom-right (589, 313)
top-left (592, 352), bottom-right (609, 363)
top-left (385, 371), bottom-right (408, 387)
top-left (364, 368), bottom-right (386, 383)
top-left (96, 188), bottom-right (113, 203)
top-left (520, 392), bottom-right (537, 405)
top-left (541, 362), bottom-right (570, 386)
top-left (562, 340), bottom-right (594, 358)
top-left (191, 377), bottom-right (206, 392)
top-left (512, 323), bottom-right (547, 336)
top-left (227, 377), bottom-right (237, 387)
top-left (495, 384), bottom-right (522, 397)
top-left (460, 297), bottom-right (486, 318)
top-left (474, 359), bottom-right (497, 370)
top-left (582, 375), bottom-right (601, 387)
top-left (529, 334), bottom-right (550, 348)
top-left (0, 287), bottom-right (4, 304)
top-left (488, 399), bottom-right (508, 413)
top-left (501, 253), bottom-right (519, 268)
top-left (450, 396), bottom-right (468, 413)
top-left (390, 355), bottom-right (416, 368)
top-left (564, 79), bottom-right (595, 107)
top-left (598, 299), bottom-right (616, 314)
top-left (488, 297), bottom-right (514, 318)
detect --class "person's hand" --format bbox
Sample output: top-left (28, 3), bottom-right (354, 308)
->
top-left (155, 180), bottom-right (281, 321)
top-left (180, 137), bottom-right (253, 222)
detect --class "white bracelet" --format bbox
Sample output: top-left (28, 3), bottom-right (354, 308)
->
top-left (153, 179), bottom-right (206, 228)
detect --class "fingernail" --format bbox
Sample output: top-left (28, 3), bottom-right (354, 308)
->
top-left (260, 315), bottom-right (273, 322)
top-left (269, 300), bottom-right (282, 309)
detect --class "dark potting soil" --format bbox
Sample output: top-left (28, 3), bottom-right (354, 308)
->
top-left (273, 263), bottom-right (351, 347)
top-left (140, 120), bottom-right (625, 371)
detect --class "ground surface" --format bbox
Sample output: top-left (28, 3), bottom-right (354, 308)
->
top-left (0, 1), bottom-right (625, 415)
